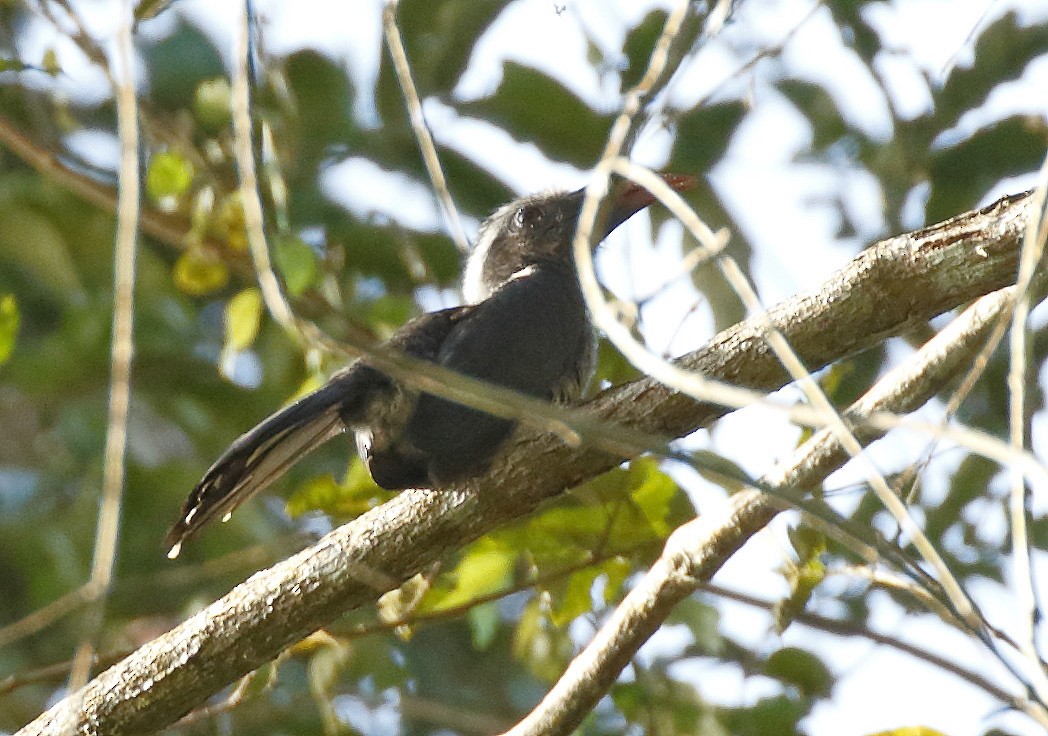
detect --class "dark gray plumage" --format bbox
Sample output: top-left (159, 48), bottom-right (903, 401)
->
top-left (166, 174), bottom-right (694, 557)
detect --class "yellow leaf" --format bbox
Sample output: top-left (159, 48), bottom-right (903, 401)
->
top-left (0, 294), bottom-right (19, 365)
top-left (173, 249), bottom-right (228, 296)
top-left (146, 151), bottom-right (193, 207)
top-left (224, 287), bottom-right (262, 351)
top-left (215, 194), bottom-right (247, 252)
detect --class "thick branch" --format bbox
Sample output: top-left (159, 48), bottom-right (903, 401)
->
top-left (16, 191), bottom-right (1034, 736)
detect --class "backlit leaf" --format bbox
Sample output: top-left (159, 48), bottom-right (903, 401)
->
top-left (0, 294), bottom-right (19, 365)
top-left (764, 647), bottom-right (833, 699)
top-left (417, 538), bottom-right (514, 613)
top-left (223, 287), bottom-right (262, 351)
top-left (274, 236), bottom-right (317, 296)
top-left (173, 249), bottom-right (229, 295)
top-left (146, 151), bottom-right (194, 206)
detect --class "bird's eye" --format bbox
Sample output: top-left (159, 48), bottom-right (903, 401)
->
top-left (514, 205), bottom-right (543, 231)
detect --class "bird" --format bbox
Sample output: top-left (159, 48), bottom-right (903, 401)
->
top-left (165, 173), bottom-right (695, 558)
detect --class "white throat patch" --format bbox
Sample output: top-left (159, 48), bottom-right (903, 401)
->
top-left (462, 199), bottom-right (519, 304)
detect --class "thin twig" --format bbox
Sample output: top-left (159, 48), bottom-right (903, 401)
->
top-left (230, 0), bottom-right (300, 342)
top-left (0, 649), bottom-right (134, 697)
top-left (66, 0), bottom-right (140, 693)
top-left (1007, 150), bottom-right (1048, 699)
top-left (382, 0), bottom-right (470, 255)
top-left (32, 0), bottom-right (112, 86)
top-left (0, 584), bottom-right (93, 650)
top-left (683, 0), bottom-right (822, 112)
top-left (716, 240), bottom-right (984, 641)
top-left (702, 582), bottom-right (1025, 708)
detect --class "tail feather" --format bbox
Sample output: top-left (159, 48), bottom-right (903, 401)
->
top-left (165, 389), bottom-right (345, 557)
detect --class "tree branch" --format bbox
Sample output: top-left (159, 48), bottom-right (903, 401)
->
top-left (504, 285), bottom-right (1048, 736)
top-left (15, 190), bottom-right (1035, 736)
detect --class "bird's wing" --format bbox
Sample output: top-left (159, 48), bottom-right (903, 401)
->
top-left (405, 265), bottom-right (592, 482)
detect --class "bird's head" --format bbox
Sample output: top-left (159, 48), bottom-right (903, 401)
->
top-left (463, 173), bottom-right (695, 303)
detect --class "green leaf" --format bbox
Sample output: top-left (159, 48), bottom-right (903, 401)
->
top-left (193, 77), bottom-right (232, 132)
top-left (0, 205), bottom-right (83, 299)
top-left (937, 12), bottom-right (1048, 133)
top-left (612, 677), bottom-right (709, 734)
top-left (456, 61), bottom-right (614, 165)
top-left (0, 57), bottom-right (36, 73)
top-left (601, 555), bottom-right (631, 604)
top-left (282, 50), bottom-right (358, 167)
top-left (213, 193), bottom-right (248, 252)
top-left (286, 473), bottom-right (347, 519)
top-left (720, 693), bottom-right (809, 735)
top-left (274, 236), bottom-right (317, 296)
top-left (628, 457), bottom-right (685, 537)
top-left (223, 287), bottom-right (262, 351)
top-left (512, 597), bottom-right (574, 683)
top-left (621, 10), bottom-right (667, 91)
top-left (778, 80), bottom-right (853, 151)
top-left (493, 457), bottom-right (691, 576)
top-left (0, 294), bottom-right (19, 365)
top-left (764, 647), bottom-right (833, 699)
top-left (417, 538), bottom-right (514, 613)
top-left (690, 449), bottom-right (751, 494)
top-left (380, 0), bottom-right (508, 96)
top-left (545, 555), bottom-right (632, 627)
top-left (147, 151), bottom-right (194, 206)
top-left (671, 101), bottom-right (746, 173)
top-left (928, 116), bottom-right (1048, 221)
top-left (285, 458), bottom-right (392, 518)
top-left (593, 337), bottom-right (642, 388)
top-left (134, 0), bottom-right (175, 22)
top-left (330, 219), bottom-right (460, 291)
top-left (377, 573), bottom-right (429, 627)
top-left (366, 294), bottom-right (420, 336)
top-left (40, 49), bottom-right (61, 77)
top-left (548, 566), bottom-right (599, 627)
top-left (142, 20), bottom-right (225, 109)
top-left (467, 601), bottom-right (500, 650)
top-left (667, 597), bottom-right (723, 655)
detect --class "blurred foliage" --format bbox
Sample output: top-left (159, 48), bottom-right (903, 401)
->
top-left (0, 0), bottom-right (1046, 734)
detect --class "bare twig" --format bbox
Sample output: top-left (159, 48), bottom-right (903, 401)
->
top-left (66, 0), bottom-right (140, 693)
top-left (1007, 150), bottom-right (1048, 699)
top-left (702, 582), bottom-right (1025, 708)
top-left (382, 0), bottom-right (470, 255)
top-left (0, 584), bottom-right (93, 650)
top-left (230, 0), bottom-right (300, 342)
top-left (0, 649), bottom-right (134, 698)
